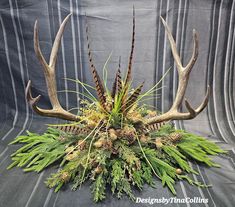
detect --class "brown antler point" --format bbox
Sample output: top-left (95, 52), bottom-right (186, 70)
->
top-left (184, 99), bottom-right (196, 117)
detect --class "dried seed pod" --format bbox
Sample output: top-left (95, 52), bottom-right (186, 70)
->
top-left (176, 168), bottom-right (182, 174)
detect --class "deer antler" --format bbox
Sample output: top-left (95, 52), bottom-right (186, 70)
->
top-left (25, 14), bottom-right (80, 121)
top-left (146, 17), bottom-right (210, 126)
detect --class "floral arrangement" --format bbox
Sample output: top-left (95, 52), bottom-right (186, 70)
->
top-left (8, 10), bottom-right (226, 202)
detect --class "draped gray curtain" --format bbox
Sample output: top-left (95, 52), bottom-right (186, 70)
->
top-left (0, 0), bottom-right (234, 207)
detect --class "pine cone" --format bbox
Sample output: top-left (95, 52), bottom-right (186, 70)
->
top-left (169, 132), bottom-right (182, 142)
top-left (77, 140), bottom-right (86, 150)
top-left (103, 140), bottom-right (113, 150)
top-left (65, 152), bottom-right (78, 161)
top-left (94, 166), bottom-right (103, 174)
top-left (121, 126), bottom-right (136, 144)
top-left (140, 134), bottom-right (149, 143)
top-left (109, 128), bottom-right (118, 140)
top-left (60, 172), bottom-right (70, 182)
top-left (94, 139), bottom-right (104, 148)
top-left (155, 139), bottom-right (163, 148)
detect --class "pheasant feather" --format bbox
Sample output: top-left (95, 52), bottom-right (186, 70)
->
top-left (124, 81), bottom-right (144, 112)
top-left (123, 7), bottom-right (135, 87)
top-left (111, 58), bottom-right (122, 99)
top-left (85, 20), bottom-right (106, 109)
top-left (54, 125), bottom-right (91, 135)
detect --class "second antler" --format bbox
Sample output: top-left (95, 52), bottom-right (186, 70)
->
top-left (146, 17), bottom-right (210, 126)
top-left (25, 14), bottom-right (80, 121)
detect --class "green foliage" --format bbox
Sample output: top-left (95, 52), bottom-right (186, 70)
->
top-left (116, 141), bottom-right (140, 167)
top-left (8, 110), bottom-right (226, 202)
top-left (8, 128), bottom-right (70, 172)
top-left (177, 132), bottom-right (226, 167)
top-left (141, 163), bottom-right (155, 187)
top-left (110, 159), bottom-right (124, 193)
top-left (7, 12), bottom-right (228, 203)
top-left (143, 148), bottom-right (177, 194)
top-left (150, 123), bottom-right (175, 137)
top-left (162, 145), bottom-right (198, 174)
top-left (109, 159), bottom-right (135, 200)
top-left (91, 172), bottom-right (107, 202)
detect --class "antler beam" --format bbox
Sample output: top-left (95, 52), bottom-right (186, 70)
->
top-left (25, 14), bottom-right (80, 121)
top-left (146, 17), bottom-right (210, 126)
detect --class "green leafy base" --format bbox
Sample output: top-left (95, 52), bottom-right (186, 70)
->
top-left (8, 124), bottom-right (226, 202)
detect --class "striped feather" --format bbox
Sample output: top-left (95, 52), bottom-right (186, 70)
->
top-left (124, 81), bottom-right (144, 112)
top-left (54, 125), bottom-right (91, 135)
top-left (111, 58), bottom-right (122, 99)
top-left (85, 20), bottom-right (106, 109)
top-left (146, 121), bottom-right (168, 132)
top-left (123, 7), bottom-right (135, 87)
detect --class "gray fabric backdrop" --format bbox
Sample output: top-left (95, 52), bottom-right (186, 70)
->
top-left (0, 0), bottom-right (235, 207)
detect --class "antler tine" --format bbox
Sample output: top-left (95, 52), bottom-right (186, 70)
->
top-left (185, 85), bottom-right (210, 115)
top-left (26, 80), bottom-right (41, 112)
top-left (160, 16), bottom-right (182, 71)
top-left (34, 20), bottom-right (48, 72)
top-left (26, 14), bottom-right (80, 121)
top-left (49, 13), bottom-right (72, 69)
top-left (145, 17), bottom-right (210, 125)
top-left (185, 29), bottom-right (199, 72)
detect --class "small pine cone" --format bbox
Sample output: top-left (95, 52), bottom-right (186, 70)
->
top-left (126, 135), bottom-right (136, 145)
top-left (109, 129), bottom-right (118, 140)
top-left (155, 139), bottom-right (163, 148)
top-left (135, 160), bottom-right (141, 170)
top-left (94, 166), bottom-right (103, 174)
top-left (140, 134), bottom-right (148, 143)
top-left (60, 172), bottom-right (70, 182)
top-left (77, 140), bottom-right (86, 150)
top-left (87, 120), bottom-right (97, 128)
top-left (65, 153), bottom-right (77, 161)
top-left (169, 132), bottom-right (182, 142)
top-left (103, 140), bottom-right (113, 150)
top-left (176, 168), bottom-right (182, 174)
top-left (93, 139), bottom-right (103, 148)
